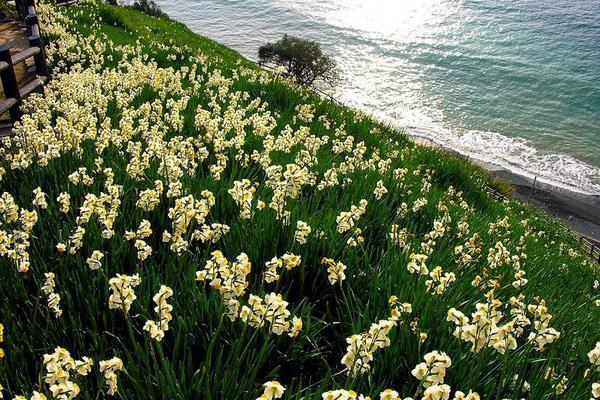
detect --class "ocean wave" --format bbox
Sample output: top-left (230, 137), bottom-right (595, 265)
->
top-left (388, 106), bottom-right (600, 195)
top-left (154, 0), bottom-right (600, 196)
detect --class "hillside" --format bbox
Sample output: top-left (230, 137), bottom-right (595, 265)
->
top-left (0, 2), bottom-right (599, 399)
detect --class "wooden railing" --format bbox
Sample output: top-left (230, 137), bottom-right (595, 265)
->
top-left (487, 183), bottom-right (600, 264)
top-left (580, 236), bottom-right (600, 264)
top-left (1, 0), bottom-right (50, 124)
top-left (54, 0), bottom-right (81, 5)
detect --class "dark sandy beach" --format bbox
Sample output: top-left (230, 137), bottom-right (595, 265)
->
top-left (492, 169), bottom-right (600, 242)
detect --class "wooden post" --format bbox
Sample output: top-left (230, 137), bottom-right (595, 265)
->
top-left (0, 45), bottom-right (22, 122)
top-left (29, 34), bottom-right (51, 82)
top-left (527, 176), bottom-right (537, 204)
top-left (26, 13), bottom-right (40, 37)
top-left (28, 13), bottom-right (39, 35)
top-left (24, 0), bottom-right (36, 15)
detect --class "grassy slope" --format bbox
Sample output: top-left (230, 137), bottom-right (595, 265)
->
top-left (0, 2), bottom-right (598, 399)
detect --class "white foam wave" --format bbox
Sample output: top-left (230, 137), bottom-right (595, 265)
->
top-left (342, 101), bottom-right (600, 196)
top-left (399, 108), bottom-right (600, 195)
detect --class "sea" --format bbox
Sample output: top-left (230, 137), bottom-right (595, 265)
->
top-left (150, 0), bottom-right (600, 195)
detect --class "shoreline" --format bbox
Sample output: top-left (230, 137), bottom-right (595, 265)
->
top-left (137, 1), bottom-right (600, 243)
top-left (317, 90), bottom-right (600, 242)
top-left (198, 37), bottom-right (600, 243)
top-left (408, 133), bottom-right (600, 244)
top-left (412, 137), bottom-right (600, 242)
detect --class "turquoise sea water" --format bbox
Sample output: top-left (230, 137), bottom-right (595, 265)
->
top-left (153, 0), bottom-right (600, 194)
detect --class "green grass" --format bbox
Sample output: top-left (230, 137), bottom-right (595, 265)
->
top-left (0, 1), bottom-right (598, 399)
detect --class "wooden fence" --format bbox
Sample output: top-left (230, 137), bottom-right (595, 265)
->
top-left (0, 0), bottom-right (50, 125)
top-left (580, 236), bottom-right (600, 264)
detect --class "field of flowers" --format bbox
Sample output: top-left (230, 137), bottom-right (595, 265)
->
top-left (0, 1), bottom-right (599, 399)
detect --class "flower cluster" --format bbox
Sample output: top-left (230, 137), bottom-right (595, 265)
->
top-left (0, 322), bottom-right (4, 359)
top-left (321, 257), bottom-right (347, 285)
top-left (98, 357), bottom-right (124, 396)
top-left (125, 220), bottom-right (153, 260)
top-left (164, 191), bottom-right (216, 253)
top-left (42, 347), bottom-right (93, 400)
top-left (373, 180), bottom-right (388, 200)
top-left (294, 220), bottom-right (312, 244)
top-left (33, 187), bottom-right (48, 209)
top-left (69, 183), bottom-right (123, 245)
top-left (341, 297), bottom-right (412, 376)
top-left (389, 224), bottom-right (409, 248)
top-left (228, 179), bottom-right (256, 219)
top-left (85, 250), bottom-right (104, 270)
top-left (256, 381), bottom-right (286, 400)
top-left (265, 164), bottom-right (312, 221)
top-left (407, 253), bottom-right (429, 275)
top-left (263, 253), bottom-right (302, 284)
top-left (42, 272), bottom-right (62, 318)
top-left (240, 292), bottom-right (302, 337)
top-left (191, 222), bottom-right (231, 244)
top-left (447, 292), bottom-right (559, 354)
top-left (281, 253), bottom-right (302, 269)
top-left (136, 180), bottom-right (163, 211)
top-left (108, 274), bottom-right (141, 316)
top-left (526, 299), bottom-right (561, 351)
top-left (0, 192), bottom-right (36, 272)
top-left (408, 349), bottom-right (479, 400)
top-left (411, 351), bottom-right (452, 388)
top-left (454, 234), bottom-right (483, 268)
top-left (425, 267), bottom-right (456, 295)
top-left (124, 219), bottom-right (152, 241)
top-left (143, 285), bottom-right (174, 341)
top-left (68, 168), bottom-right (93, 186)
top-left (196, 251), bottom-right (252, 320)
top-left (264, 257), bottom-right (284, 283)
top-left (0, 192), bottom-right (19, 223)
top-left (336, 199), bottom-right (368, 234)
